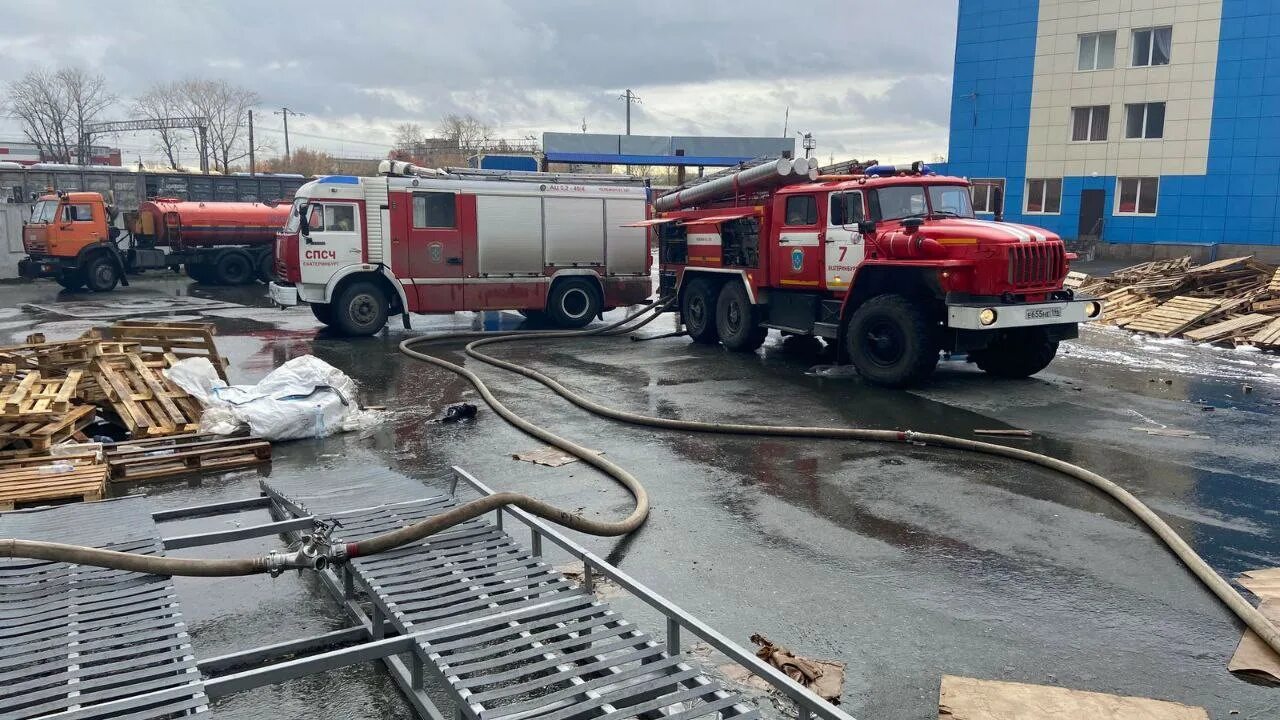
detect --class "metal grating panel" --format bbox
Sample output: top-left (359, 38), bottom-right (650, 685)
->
top-left (264, 483), bottom-right (757, 720)
top-left (364, 177), bottom-right (389, 264)
top-left (0, 498), bottom-right (207, 719)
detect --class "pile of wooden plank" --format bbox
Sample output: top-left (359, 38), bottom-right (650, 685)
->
top-left (1077, 256), bottom-right (1280, 350)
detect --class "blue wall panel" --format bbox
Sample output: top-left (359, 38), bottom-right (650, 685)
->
top-left (945, 0), bottom-right (1280, 246)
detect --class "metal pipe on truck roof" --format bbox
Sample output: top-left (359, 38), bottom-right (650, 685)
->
top-left (653, 157), bottom-right (801, 212)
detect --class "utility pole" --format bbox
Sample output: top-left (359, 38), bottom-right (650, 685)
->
top-left (797, 131), bottom-right (815, 159)
top-left (274, 107), bottom-right (304, 160)
top-left (618, 89), bottom-right (641, 135)
top-left (782, 106), bottom-right (789, 138)
top-left (247, 109), bottom-right (255, 176)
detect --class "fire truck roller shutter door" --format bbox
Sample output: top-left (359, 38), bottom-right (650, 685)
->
top-left (605, 199), bottom-right (646, 276)
top-left (543, 197), bottom-right (604, 267)
top-left (475, 194), bottom-right (543, 275)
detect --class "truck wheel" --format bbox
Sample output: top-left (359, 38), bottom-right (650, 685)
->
top-left (84, 255), bottom-right (120, 292)
top-left (681, 277), bottom-right (719, 344)
top-left (844, 294), bottom-right (939, 387)
top-left (310, 303), bottom-right (334, 327)
top-left (715, 282), bottom-right (767, 351)
top-left (56, 271), bottom-right (86, 292)
top-left (970, 328), bottom-right (1059, 379)
top-left (214, 251), bottom-right (253, 285)
top-left (333, 282), bottom-right (388, 336)
top-left (256, 252), bottom-right (276, 283)
top-left (545, 278), bottom-right (599, 328)
top-left (186, 265), bottom-right (210, 283)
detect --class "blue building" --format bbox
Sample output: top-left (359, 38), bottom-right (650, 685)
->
top-left (946, 0), bottom-right (1280, 260)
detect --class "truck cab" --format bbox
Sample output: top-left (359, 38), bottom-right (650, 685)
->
top-left (19, 191), bottom-right (125, 292)
top-left (659, 163), bottom-right (1100, 386)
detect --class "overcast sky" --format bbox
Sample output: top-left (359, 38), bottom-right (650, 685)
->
top-left (1, 1), bottom-right (958, 166)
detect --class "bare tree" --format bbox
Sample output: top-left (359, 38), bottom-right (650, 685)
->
top-left (393, 122), bottom-right (425, 150)
top-left (133, 81), bottom-right (189, 169)
top-left (179, 79), bottom-right (259, 173)
top-left (436, 113), bottom-right (492, 154)
top-left (6, 66), bottom-right (114, 163)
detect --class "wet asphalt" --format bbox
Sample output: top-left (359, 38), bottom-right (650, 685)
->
top-left (0, 265), bottom-right (1277, 720)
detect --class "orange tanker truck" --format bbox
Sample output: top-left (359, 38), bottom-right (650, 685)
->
top-left (19, 191), bottom-right (290, 291)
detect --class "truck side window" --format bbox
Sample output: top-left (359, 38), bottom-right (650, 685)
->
top-left (784, 195), bottom-right (817, 226)
top-left (307, 205), bottom-right (325, 231)
top-left (829, 193), bottom-right (864, 226)
top-left (412, 193), bottom-right (456, 228)
top-left (62, 203), bottom-right (92, 222)
top-left (325, 204), bottom-right (356, 232)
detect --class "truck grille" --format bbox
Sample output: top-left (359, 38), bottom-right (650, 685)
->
top-left (1007, 241), bottom-right (1065, 289)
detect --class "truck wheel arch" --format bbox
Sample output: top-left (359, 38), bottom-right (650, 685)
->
top-left (325, 264), bottom-right (408, 314)
top-left (839, 265), bottom-right (940, 322)
top-left (676, 268), bottom-right (756, 304)
top-left (548, 270), bottom-right (604, 312)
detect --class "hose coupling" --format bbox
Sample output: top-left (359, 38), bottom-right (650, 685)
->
top-left (266, 519), bottom-right (340, 577)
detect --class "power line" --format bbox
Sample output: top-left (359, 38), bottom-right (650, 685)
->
top-left (618, 89), bottom-right (641, 135)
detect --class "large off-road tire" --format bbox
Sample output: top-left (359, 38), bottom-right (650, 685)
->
top-left (970, 327), bottom-right (1059, 379)
top-left (84, 254), bottom-right (120, 292)
top-left (681, 277), bottom-right (719, 344)
top-left (255, 251), bottom-right (276, 283)
top-left (333, 281), bottom-right (388, 336)
top-left (545, 278), bottom-right (599, 328)
top-left (56, 271), bottom-right (86, 292)
top-left (715, 281), bottom-right (767, 352)
top-left (213, 251), bottom-right (254, 285)
top-left (844, 294), bottom-right (939, 387)
top-left (310, 303), bottom-right (334, 327)
top-left (185, 265), bottom-right (212, 283)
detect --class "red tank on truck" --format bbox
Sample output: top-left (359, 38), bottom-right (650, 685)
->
top-left (269, 162), bottom-right (652, 336)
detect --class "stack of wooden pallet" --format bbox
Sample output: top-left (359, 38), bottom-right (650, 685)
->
top-left (1077, 256), bottom-right (1280, 350)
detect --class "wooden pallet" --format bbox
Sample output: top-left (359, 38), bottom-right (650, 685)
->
top-left (1183, 314), bottom-right (1276, 344)
top-left (1244, 317), bottom-right (1280, 349)
top-left (0, 370), bottom-right (82, 421)
top-left (94, 355), bottom-right (201, 436)
top-left (1270, 268), bottom-right (1280, 293)
top-left (1063, 271), bottom-right (1089, 289)
top-left (1110, 256), bottom-right (1192, 281)
top-left (0, 459), bottom-right (108, 510)
top-left (0, 404), bottom-right (96, 451)
top-left (106, 321), bottom-right (229, 382)
top-left (1122, 296), bottom-right (1225, 336)
top-left (1099, 288), bottom-right (1158, 324)
top-left (106, 433), bottom-right (271, 482)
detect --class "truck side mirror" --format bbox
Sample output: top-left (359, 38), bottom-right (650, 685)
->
top-left (298, 203), bottom-right (310, 236)
top-left (857, 219), bottom-right (877, 235)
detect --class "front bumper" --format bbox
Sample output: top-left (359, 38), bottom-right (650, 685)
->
top-left (947, 297), bottom-right (1100, 330)
top-left (18, 256), bottom-right (69, 280)
top-left (268, 281), bottom-right (300, 307)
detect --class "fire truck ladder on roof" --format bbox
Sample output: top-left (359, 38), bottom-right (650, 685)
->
top-left (442, 167), bottom-right (647, 185)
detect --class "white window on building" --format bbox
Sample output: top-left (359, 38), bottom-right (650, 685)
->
top-left (1077, 31), bottom-right (1116, 71)
top-left (970, 179), bottom-right (1005, 215)
top-left (1024, 178), bottom-right (1063, 214)
top-left (1132, 26), bottom-right (1172, 67)
top-left (1116, 177), bottom-right (1159, 215)
top-left (1070, 105), bottom-right (1110, 141)
top-left (1125, 102), bottom-right (1166, 139)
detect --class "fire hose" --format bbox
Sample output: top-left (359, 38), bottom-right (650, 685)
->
top-left (1, 298), bottom-right (1277, 662)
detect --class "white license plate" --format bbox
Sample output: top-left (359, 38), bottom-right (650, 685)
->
top-left (1024, 307), bottom-right (1062, 320)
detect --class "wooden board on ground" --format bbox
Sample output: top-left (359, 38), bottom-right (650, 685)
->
top-left (1121, 296), bottom-right (1223, 336)
top-left (1182, 313), bottom-right (1276, 344)
top-left (93, 355), bottom-right (201, 436)
top-left (1246, 317), bottom-right (1280, 349)
top-left (1270, 268), bottom-right (1280, 293)
top-left (106, 320), bottom-right (229, 382)
top-left (106, 433), bottom-right (271, 482)
top-left (0, 405), bottom-right (96, 451)
top-left (1062, 271), bottom-right (1089, 289)
top-left (0, 462), bottom-right (108, 510)
top-left (1228, 568), bottom-right (1280, 683)
top-left (937, 675), bottom-right (1208, 719)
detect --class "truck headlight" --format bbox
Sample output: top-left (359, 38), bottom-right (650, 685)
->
top-left (979, 308), bottom-right (998, 326)
top-left (1085, 301), bottom-right (1101, 318)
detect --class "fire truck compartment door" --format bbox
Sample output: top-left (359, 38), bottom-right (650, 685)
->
top-left (407, 191), bottom-right (464, 280)
top-left (605, 198), bottom-right (647, 275)
top-left (544, 197), bottom-right (604, 267)
top-left (824, 190), bottom-right (865, 292)
top-left (475, 195), bottom-right (543, 275)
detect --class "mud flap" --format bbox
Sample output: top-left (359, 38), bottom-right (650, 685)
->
top-left (112, 251), bottom-right (130, 287)
top-left (401, 312), bottom-right (411, 330)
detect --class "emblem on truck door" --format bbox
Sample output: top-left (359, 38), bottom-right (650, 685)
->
top-left (429, 242), bottom-right (443, 263)
top-left (791, 248), bottom-right (804, 271)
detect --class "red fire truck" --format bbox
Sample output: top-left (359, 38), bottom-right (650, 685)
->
top-left (269, 162), bottom-right (652, 334)
top-left (651, 160), bottom-right (1100, 386)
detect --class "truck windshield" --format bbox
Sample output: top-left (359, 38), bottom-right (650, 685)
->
top-left (876, 185), bottom-right (975, 221)
top-left (31, 200), bottom-right (57, 223)
top-left (283, 198), bottom-right (305, 233)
